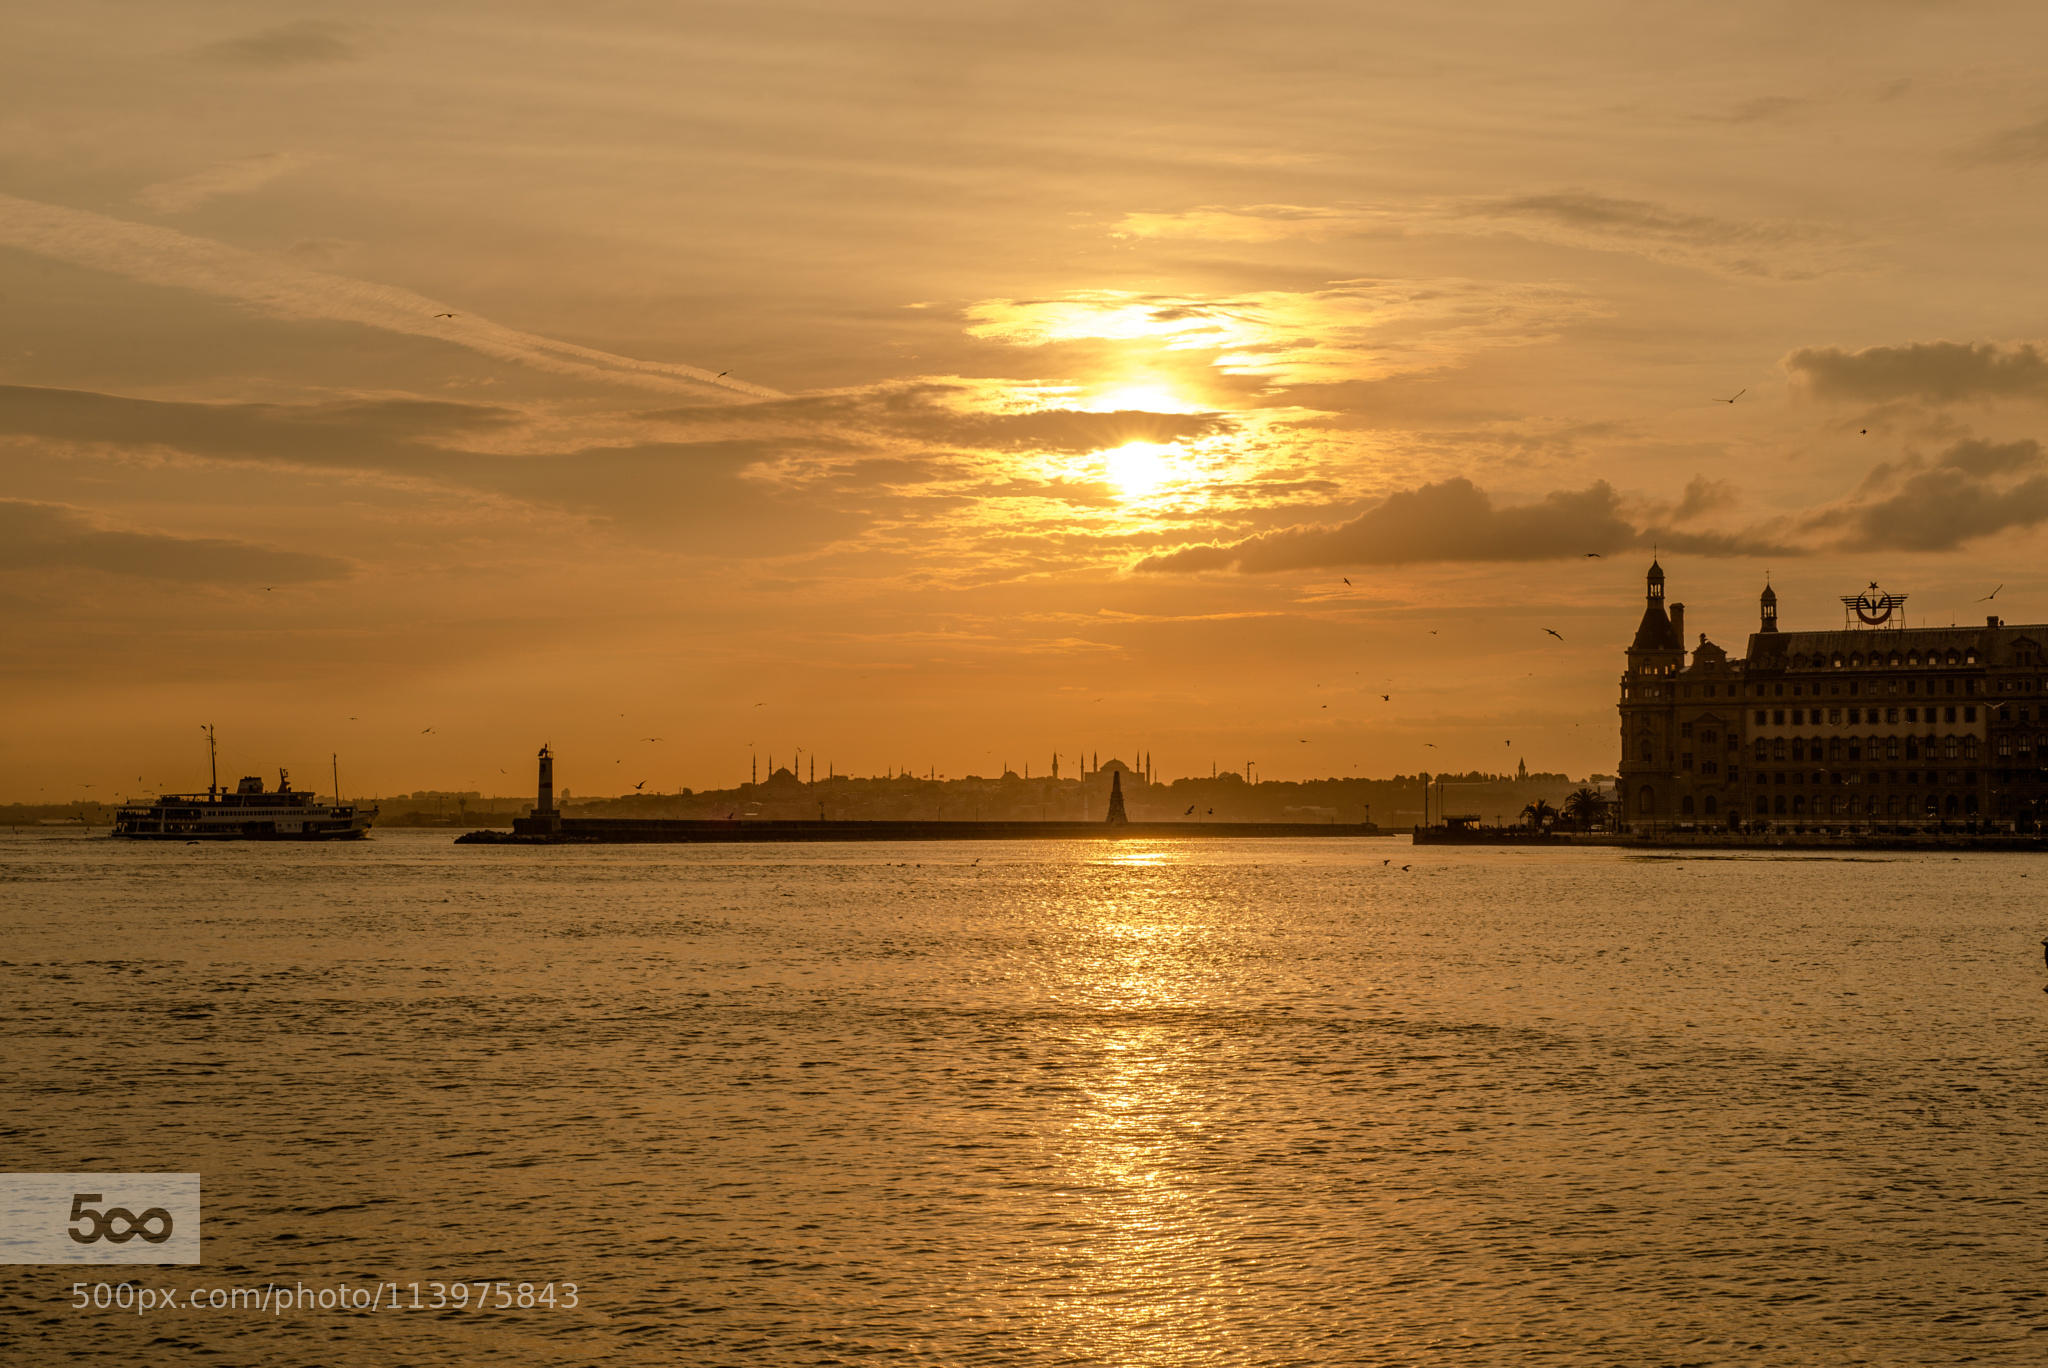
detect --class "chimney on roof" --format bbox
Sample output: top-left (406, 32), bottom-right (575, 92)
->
top-left (1989, 615), bottom-right (2002, 628)
top-left (1669, 602), bottom-right (1685, 652)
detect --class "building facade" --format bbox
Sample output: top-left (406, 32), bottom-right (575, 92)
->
top-left (1618, 562), bottom-right (2048, 832)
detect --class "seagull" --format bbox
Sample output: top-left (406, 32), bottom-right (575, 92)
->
top-left (1717, 388), bottom-right (1745, 404)
top-left (434, 312), bottom-right (456, 319)
top-left (1381, 694), bottom-right (1391, 701)
top-left (1429, 630), bottom-right (1438, 635)
top-left (1584, 552), bottom-right (1603, 559)
top-left (1860, 428), bottom-right (1868, 435)
top-left (1185, 804), bottom-right (1197, 815)
top-left (1299, 739), bottom-right (1309, 743)
top-left (716, 371), bottom-right (729, 379)
top-left (753, 702), bottom-right (765, 707)
top-left (642, 736), bottom-right (664, 742)
top-left (1342, 577), bottom-right (1352, 586)
top-left (1544, 628), bottom-right (1565, 641)
top-left (263, 586), bottom-right (273, 591)
top-left (1425, 743), bottom-right (1436, 748)
top-left (1979, 585), bottom-right (2004, 601)
top-left (1505, 739), bottom-right (1512, 746)
top-left (633, 780), bottom-right (646, 791)
top-left (420, 726), bottom-right (435, 734)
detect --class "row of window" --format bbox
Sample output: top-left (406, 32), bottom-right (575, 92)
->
top-left (1752, 793), bottom-right (1979, 816)
top-left (1641, 676), bottom-right (2000, 702)
top-left (1752, 735), bottom-right (1979, 763)
top-left (1634, 789), bottom-right (1981, 817)
top-left (1756, 705), bottom-right (1976, 727)
top-left (1752, 770), bottom-right (1976, 787)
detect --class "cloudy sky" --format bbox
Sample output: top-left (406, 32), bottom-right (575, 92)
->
top-left (8, 1), bottom-right (2048, 801)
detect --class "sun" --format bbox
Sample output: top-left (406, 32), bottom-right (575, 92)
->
top-left (1084, 381), bottom-right (1198, 414)
top-left (1105, 441), bottom-right (1174, 498)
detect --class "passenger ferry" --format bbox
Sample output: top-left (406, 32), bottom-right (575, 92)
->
top-left (111, 728), bottom-right (376, 840)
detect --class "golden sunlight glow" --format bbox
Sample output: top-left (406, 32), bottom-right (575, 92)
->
top-left (1105, 441), bottom-right (1175, 498)
top-left (1085, 382), bottom-right (1198, 414)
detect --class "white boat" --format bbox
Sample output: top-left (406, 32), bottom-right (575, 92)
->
top-left (111, 728), bottom-right (376, 840)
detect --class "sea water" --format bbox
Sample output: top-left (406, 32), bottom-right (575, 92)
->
top-left (3, 830), bottom-right (2046, 1364)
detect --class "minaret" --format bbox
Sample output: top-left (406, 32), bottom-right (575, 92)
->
top-left (1052, 751), bottom-right (1060, 781)
top-left (1105, 769), bottom-right (1128, 824)
top-left (1759, 580), bottom-right (1779, 634)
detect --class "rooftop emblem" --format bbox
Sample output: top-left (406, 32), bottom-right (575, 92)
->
top-left (1840, 582), bottom-right (1908, 628)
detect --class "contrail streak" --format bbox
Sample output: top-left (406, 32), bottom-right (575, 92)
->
top-left (0, 193), bottom-right (781, 399)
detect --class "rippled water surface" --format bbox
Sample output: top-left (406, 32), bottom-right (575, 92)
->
top-left (4, 830), bottom-right (2048, 1364)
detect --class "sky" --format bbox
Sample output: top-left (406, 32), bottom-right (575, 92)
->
top-left (9, 1), bottom-right (2048, 802)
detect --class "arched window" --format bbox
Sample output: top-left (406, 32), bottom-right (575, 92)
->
top-left (1850, 653), bottom-right (1863, 667)
top-left (1793, 795), bottom-right (1807, 814)
top-left (1638, 786), bottom-right (1656, 815)
top-left (1755, 795), bottom-right (1769, 815)
top-left (1703, 795), bottom-right (1718, 816)
top-left (1754, 738), bottom-right (1768, 762)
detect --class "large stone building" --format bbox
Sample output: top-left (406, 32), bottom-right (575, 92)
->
top-left (1618, 561), bottom-right (2048, 832)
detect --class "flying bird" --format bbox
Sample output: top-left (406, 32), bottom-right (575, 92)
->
top-left (1544, 628), bottom-right (1565, 641)
top-left (1980, 585), bottom-right (2004, 601)
top-left (420, 726), bottom-right (435, 734)
top-left (434, 312), bottom-right (456, 319)
top-left (1717, 388), bottom-right (1745, 404)
top-left (1381, 694), bottom-right (1391, 701)
top-left (716, 371), bottom-right (729, 378)
top-left (633, 780), bottom-right (647, 791)
top-left (1185, 804), bottom-right (1197, 815)
top-left (1342, 577), bottom-right (1352, 586)
top-left (1425, 743), bottom-right (1436, 748)
top-left (1584, 552), bottom-right (1603, 559)
top-left (1299, 738), bottom-right (1309, 743)
top-left (753, 702), bottom-right (765, 707)
top-left (642, 736), bottom-right (664, 742)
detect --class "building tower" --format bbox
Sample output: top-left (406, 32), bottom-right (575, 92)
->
top-left (1759, 580), bottom-right (1778, 634)
top-left (1618, 558), bottom-right (1686, 831)
top-left (1105, 768), bottom-right (1128, 825)
top-left (534, 744), bottom-right (562, 836)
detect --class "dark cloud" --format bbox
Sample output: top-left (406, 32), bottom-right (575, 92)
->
top-left (1136, 477), bottom-right (1637, 572)
top-left (200, 21), bottom-right (367, 68)
top-left (1786, 341), bottom-right (2048, 403)
top-left (1673, 475), bottom-right (1737, 521)
top-left (0, 384), bottom-right (516, 466)
top-left (0, 500), bottom-right (346, 583)
top-left (1968, 116), bottom-right (2048, 165)
top-left (641, 384), bottom-right (1232, 454)
top-left (1804, 438), bottom-right (2048, 552)
top-left (1467, 191), bottom-right (1844, 279)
